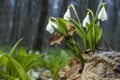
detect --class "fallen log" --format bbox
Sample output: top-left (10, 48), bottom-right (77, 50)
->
top-left (59, 51), bottom-right (120, 80)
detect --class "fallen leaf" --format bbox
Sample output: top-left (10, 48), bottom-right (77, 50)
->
top-left (50, 32), bottom-right (65, 45)
top-left (66, 23), bottom-right (75, 36)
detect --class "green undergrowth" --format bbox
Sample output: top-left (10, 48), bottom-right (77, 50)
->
top-left (37, 48), bottom-right (71, 80)
top-left (0, 40), bottom-right (71, 80)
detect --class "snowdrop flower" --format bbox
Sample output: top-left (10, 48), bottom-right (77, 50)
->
top-left (82, 14), bottom-right (90, 27)
top-left (98, 6), bottom-right (108, 21)
top-left (51, 22), bottom-right (57, 29)
top-left (63, 7), bottom-right (71, 20)
top-left (46, 21), bottom-right (57, 34)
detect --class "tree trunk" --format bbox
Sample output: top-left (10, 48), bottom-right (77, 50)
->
top-left (32, 0), bottom-right (48, 50)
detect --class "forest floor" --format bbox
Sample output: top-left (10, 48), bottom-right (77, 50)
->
top-left (59, 51), bottom-right (120, 80)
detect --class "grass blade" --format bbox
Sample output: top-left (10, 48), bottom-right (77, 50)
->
top-left (9, 38), bottom-right (23, 56)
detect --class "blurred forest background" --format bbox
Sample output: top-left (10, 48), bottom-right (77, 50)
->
top-left (0, 0), bottom-right (120, 51)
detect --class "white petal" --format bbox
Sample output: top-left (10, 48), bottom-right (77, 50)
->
top-left (46, 22), bottom-right (54, 33)
top-left (82, 15), bottom-right (90, 27)
top-left (98, 7), bottom-right (103, 20)
top-left (98, 7), bottom-right (108, 21)
top-left (63, 8), bottom-right (71, 20)
top-left (101, 7), bottom-right (108, 21)
top-left (46, 22), bottom-right (52, 31)
top-left (51, 22), bottom-right (57, 29)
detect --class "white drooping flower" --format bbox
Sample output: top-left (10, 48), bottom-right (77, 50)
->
top-left (63, 8), bottom-right (71, 20)
top-left (51, 22), bottom-right (57, 29)
top-left (46, 21), bottom-right (57, 34)
top-left (98, 7), bottom-right (108, 21)
top-left (82, 14), bottom-right (90, 27)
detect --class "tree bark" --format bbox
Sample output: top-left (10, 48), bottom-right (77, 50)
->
top-left (59, 51), bottom-right (120, 80)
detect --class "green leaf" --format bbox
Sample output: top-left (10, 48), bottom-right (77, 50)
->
top-left (4, 55), bottom-right (28, 80)
top-left (55, 18), bottom-right (68, 35)
top-left (75, 27), bottom-right (87, 47)
top-left (19, 47), bottom-right (27, 56)
top-left (70, 18), bottom-right (86, 36)
top-left (37, 55), bottom-right (46, 68)
top-left (65, 36), bottom-right (84, 64)
top-left (14, 55), bottom-right (26, 67)
top-left (38, 49), bottom-right (70, 80)
top-left (0, 54), bottom-right (8, 67)
top-left (95, 22), bottom-right (102, 44)
top-left (23, 54), bottom-right (37, 71)
top-left (14, 54), bottom-right (37, 72)
top-left (59, 50), bottom-right (69, 66)
top-left (9, 38), bottom-right (23, 56)
top-left (86, 29), bottom-right (93, 51)
top-left (86, 15), bottom-right (98, 32)
top-left (0, 72), bottom-right (19, 80)
top-left (70, 18), bottom-right (87, 48)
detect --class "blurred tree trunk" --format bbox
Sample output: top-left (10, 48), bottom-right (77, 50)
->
top-left (11, 0), bottom-right (20, 44)
top-left (33, 0), bottom-right (48, 50)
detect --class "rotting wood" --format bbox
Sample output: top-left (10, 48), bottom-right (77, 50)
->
top-left (59, 51), bottom-right (120, 80)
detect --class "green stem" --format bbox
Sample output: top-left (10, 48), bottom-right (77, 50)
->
top-left (87, 9), bottom-right (96, 50)
top-left (50, 17), bottom-right (57, 21)
top-left (87, 9), bottom-right (94, 18)
top-left (9, 38), bottom-right (23, 56)
top-left (65, 36), bottom-right (85, 65)
top-left (75, 52), bottom-right (85, 65)
top-left (70, 5), bottom-right (81, 25)
top-left (92, 26), bottom-right (95, 51)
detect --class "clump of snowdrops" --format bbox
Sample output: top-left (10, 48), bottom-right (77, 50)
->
top-left (46, 3), bottom-right (108, 64)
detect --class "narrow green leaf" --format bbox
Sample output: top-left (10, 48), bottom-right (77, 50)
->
top-left (19, 47), bottom-right (27, 56)
top-left (4, 55), bottom-right (28, 80)
top-left (1, 73), bottom-right (18, 80)
top-left (95, 22), bottom-right (102, 44)
top-left (23, 54), bottom-right (37, 71)
top-left (0, 54), bottom-right (8, 67)
top-left (70, 18), bottom-right (86, 36)
top-left (75, 27), bottom-right (87, 47)
top-left (96, 28), bottom-right (102, 44)
top-left (87, 30), bottom-right (93, 51)
top-left (9, 38), bottom-right (23, 56)
top-left (56, 18), bottom-right (68, 35)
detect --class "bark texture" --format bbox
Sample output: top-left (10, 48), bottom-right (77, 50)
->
top-left (59, 51), bottom-right (120, 80)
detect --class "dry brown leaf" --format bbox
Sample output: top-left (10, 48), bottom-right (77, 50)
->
top-left (66, 23), bottom-right (75, 36)
top-left (50, 32), bottom-right (65, 45)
